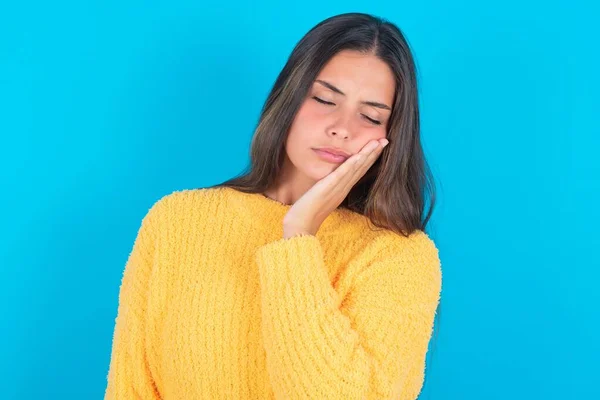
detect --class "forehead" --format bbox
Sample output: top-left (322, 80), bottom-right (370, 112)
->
top-left (315, 50), bottom-right (395, 102)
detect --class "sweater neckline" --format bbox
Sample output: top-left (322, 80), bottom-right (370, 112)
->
top-left (258, 192), bottom-right (294, 207)
top-left (219, 186), bottom-right (350, 231)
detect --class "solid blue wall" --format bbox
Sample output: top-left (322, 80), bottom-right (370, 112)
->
top-left (1, 1), bottom-right (598, 399)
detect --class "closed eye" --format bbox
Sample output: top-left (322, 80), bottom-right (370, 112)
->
top-left (312, 96), bottom-right (335, 105)
top-left (312, 96), bottom-right (382, 126)
top-left (363, 115), bottom-right (382, 125)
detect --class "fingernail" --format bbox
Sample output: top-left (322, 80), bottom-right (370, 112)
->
top-left (381, 139), bottom-right (389, 148)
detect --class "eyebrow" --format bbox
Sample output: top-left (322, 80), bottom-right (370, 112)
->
top-left (314, 79), bottom-right (392, 111)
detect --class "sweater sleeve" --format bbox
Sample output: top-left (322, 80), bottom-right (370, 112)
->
top-left (254, 232), bottom-right (442, 400)
top-left (104, 198), bottom-right (166, 400)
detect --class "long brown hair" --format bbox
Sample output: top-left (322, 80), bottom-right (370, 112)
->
top-left (208, 12), bottom-right (437, 238)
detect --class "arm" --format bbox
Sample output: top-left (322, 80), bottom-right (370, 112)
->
top-left (104, 198), bottom-right (166, 400)
top-left (255, 232), bottom-right (442, 400)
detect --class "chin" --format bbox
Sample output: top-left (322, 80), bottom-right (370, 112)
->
top-left (302, 162), bottom-right (338, 181)
top-left (287, 151), bottom-right (339, 182)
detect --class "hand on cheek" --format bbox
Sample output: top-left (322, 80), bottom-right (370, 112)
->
top-left (283, 138), bottom-right (390, 238)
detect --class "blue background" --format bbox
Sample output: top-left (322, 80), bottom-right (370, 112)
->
top-left (1, 1), bottom-right (598, 399)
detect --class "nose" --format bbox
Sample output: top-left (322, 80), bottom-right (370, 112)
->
top-left (325, 111), bottom-right (352, 140)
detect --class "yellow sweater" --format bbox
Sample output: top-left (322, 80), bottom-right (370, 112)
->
top-left (104, 186), bottom-right (442, 400)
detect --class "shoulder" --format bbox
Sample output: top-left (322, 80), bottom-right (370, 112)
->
top-left (357, 229), bottom-right (442, 288)
top-left (133, 188), bottom-right (220, 234)
top-left (386, 230), bottom-right (440, 268)
top-left (148, 186), bottom-right (227, 216)
top-left (363, 229), bottom-right (439, 260)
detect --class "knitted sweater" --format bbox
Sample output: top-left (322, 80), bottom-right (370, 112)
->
top-left (104, 186), bottom-right (442, 400)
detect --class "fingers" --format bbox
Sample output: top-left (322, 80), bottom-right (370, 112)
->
top-left (340, 139), bottom-right (388, 193)
top-left (352, 138), bottom-right (388, 176)
top-left (325, 138), bottom-right (389, 197)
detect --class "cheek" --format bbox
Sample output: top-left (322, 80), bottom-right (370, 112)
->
top-left (367, 130), bottom-right (387, 141)
top-left (287, 103), bottom-right (321, 144)
top-left (284, 105), bottom-right (337, 179)
top-left (292, 101), bottom-right (321, 129)
top-left (351, 130), bottom-right (387, 153)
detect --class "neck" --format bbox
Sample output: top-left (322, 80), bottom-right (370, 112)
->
top-left (263, 157), bottom-right (317, 206)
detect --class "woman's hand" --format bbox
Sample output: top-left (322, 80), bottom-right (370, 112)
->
top-left (283, 138), bottom-right (389, 239)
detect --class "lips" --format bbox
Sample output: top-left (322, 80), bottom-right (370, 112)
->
top-left (313, 148), bottom-right (349, 164)
top-left (314, 147), bottom-right (350, 158)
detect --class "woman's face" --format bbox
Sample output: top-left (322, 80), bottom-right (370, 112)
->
top-left (284, 49), bottom-right (395, 184)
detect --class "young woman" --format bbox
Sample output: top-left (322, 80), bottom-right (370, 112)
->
top-left (105, 12), bottom-right (442, 400)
